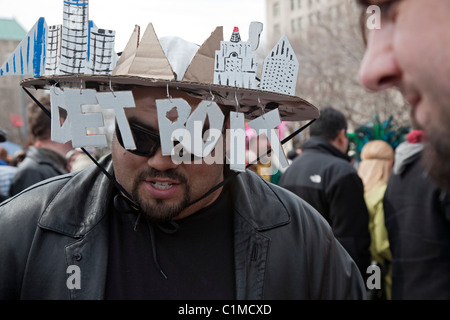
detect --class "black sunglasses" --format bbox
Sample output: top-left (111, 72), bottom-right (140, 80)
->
top-left (116, 122), bottom-right (161, 157)
top-left (116, 122), bottom-right (199, 160)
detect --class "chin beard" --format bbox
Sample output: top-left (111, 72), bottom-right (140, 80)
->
top-left (135, 192), bottom-right (191, 223)
top-left (421, 132), bottom-right (450, 192)
top-left (131, 168), bottom-right (191, 222)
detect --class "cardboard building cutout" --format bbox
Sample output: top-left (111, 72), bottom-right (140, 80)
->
top-left (0, 0), bottom-right (119, 77)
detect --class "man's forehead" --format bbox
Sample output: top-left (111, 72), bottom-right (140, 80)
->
top-left (131, 86), bottom-right (202, 107)
top-left (127, 86), bottom-right (204, 127)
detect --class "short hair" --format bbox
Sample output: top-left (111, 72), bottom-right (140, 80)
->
top-left (310, 106), bottom-right (348, 141)
top-left (27, 95), bottom-right (67, 142)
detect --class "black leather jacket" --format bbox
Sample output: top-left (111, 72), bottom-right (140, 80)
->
top-left (0, 155), bottom-right (366, 299)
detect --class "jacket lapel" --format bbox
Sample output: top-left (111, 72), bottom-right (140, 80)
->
top-left (39, 156), bottom-right (115, 299)
top-left (65, 221), bottom-right (110, 299)
top-left (230, 171), bottom-right (290, 299)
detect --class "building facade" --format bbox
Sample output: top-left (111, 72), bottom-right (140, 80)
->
top-left (266, 0), bottom-right (350, 45)
top-left (0, 18), bottom-right (29, 146)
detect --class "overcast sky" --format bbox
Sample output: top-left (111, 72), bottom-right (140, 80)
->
top-left (0, 0), bottom-right (267, 50)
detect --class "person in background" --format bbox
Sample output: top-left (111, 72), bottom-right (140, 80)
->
top-left (8, 95), bottom-right (74, 197)
top-left (382, 114), bottom-right (450, 300)
top-left (357, 0), bottom-right (450, 192)
top-left (357, 0), bottom-right (450, 299)
top-left (357, 139), bottom-right (394, 300)
top-left (0, 128), bottom-right (18, 202)
top-left (279, 106), bottom-right (372, 282)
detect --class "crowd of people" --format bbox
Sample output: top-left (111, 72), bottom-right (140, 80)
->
top-left (0, 0), bottom-right (449, 301)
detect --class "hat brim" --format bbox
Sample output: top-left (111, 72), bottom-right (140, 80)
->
top-left (21, 74), bottom-right (319, 122)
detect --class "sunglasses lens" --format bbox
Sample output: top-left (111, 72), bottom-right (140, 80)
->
top-left (132, 127), bottom-right (159, 157)
top-left (116, 124), bottom-right (160, 157)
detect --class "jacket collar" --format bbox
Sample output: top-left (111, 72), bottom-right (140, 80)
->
top-left (38, 155), bottom-right (115, 237)
top-left (303, 136), bottom-right (351, 162)
top-left (229, 170), bottom-right (291, 231)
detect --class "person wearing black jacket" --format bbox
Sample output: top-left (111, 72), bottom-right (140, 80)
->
top-left (383, 129), bottom-right (450, 299)
top-left (8, 96), bottom-right (74, 197)
top-left (280, 107), bottom-right (372, 280)
top-left (0, 30), bottom-right (367, 300)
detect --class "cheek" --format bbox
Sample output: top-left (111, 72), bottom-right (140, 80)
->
top-left (185, 163), bottom-right (223, 189)
top-left (112, 140), bottom-right (143, 186)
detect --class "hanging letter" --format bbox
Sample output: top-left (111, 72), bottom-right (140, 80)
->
top-left (248, 109), bottom-right (289, 170)
top-left (229, 112), bottom-right (246, 172)
top-left (96, 91), bottom-right (136, 150)
top-left (156, 98), bottom-right (192, 156)
top-left (184, 101), bottom-right (224, 157)
top-left (50, 88), bottom-right (107, 147)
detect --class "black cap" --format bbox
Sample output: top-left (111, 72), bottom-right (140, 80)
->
top-left (0, 128), bottom-right (6, 143)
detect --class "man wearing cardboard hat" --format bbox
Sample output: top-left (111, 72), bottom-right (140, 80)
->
top-left (0, 1), bottom-right (366, 300)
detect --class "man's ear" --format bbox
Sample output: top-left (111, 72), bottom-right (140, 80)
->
top-left (331, 128), bottom-right (348, 154)
top-left (338, 128), bottom-right (347, 143)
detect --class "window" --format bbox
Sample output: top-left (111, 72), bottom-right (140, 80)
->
top-left (309, 13), bottom-right (315, 25)
top-left (274, 24), bottom-right (281, 37)
top-left (297, 17), bottom-right (303, 30)
top-left (273, 2), bottom-right (280, 17)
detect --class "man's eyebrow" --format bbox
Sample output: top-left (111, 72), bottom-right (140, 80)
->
top-left (127, 117), bottom-right (158, 133)
top-left (356, 0), bottom-right (372, 6)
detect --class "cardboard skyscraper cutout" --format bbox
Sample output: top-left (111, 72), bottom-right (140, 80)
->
top-left (213, 22), bottom-right (263, 89)
top-left (0, 0), bottom-right (118, 77)
top-left (261, 36), bottom-right (299, 96)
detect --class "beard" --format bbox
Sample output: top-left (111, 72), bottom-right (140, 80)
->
top-left (131, 168), bottom-right (191, 222)
top-left (421, 131), bottom-right (450, 192)
top-left (419, 101), bottom-right (450, 192)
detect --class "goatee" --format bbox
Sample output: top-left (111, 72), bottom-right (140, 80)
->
top-left (131, 168), bottom-right (190, 222)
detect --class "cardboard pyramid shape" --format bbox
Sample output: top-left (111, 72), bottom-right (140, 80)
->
top-left (113, 24), bottom-right (223, 84)
top-left (114, 23), bottom-right (174, 80)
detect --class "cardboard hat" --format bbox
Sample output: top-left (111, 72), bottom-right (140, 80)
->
top-left (20, 22), bottom-right (319, 122)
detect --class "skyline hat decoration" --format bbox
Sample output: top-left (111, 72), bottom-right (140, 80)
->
top-left (1, 0), bottom-right (319, 122)
top-left (0, 0), bottom-right (119, 78)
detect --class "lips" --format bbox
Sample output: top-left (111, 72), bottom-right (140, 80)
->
top-left (144, 178), bottom-right (181, 199)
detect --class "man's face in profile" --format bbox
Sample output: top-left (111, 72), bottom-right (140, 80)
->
top-left (358, 0), bottom-right (450, 190)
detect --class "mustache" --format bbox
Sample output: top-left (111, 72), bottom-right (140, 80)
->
top-left (136, 167), bottom-right (188, 184)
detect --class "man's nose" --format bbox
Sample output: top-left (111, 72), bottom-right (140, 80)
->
top-left (359, 25), bottom-right (402, 91)
top-left (147, 146), bottom-right (179, 171)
